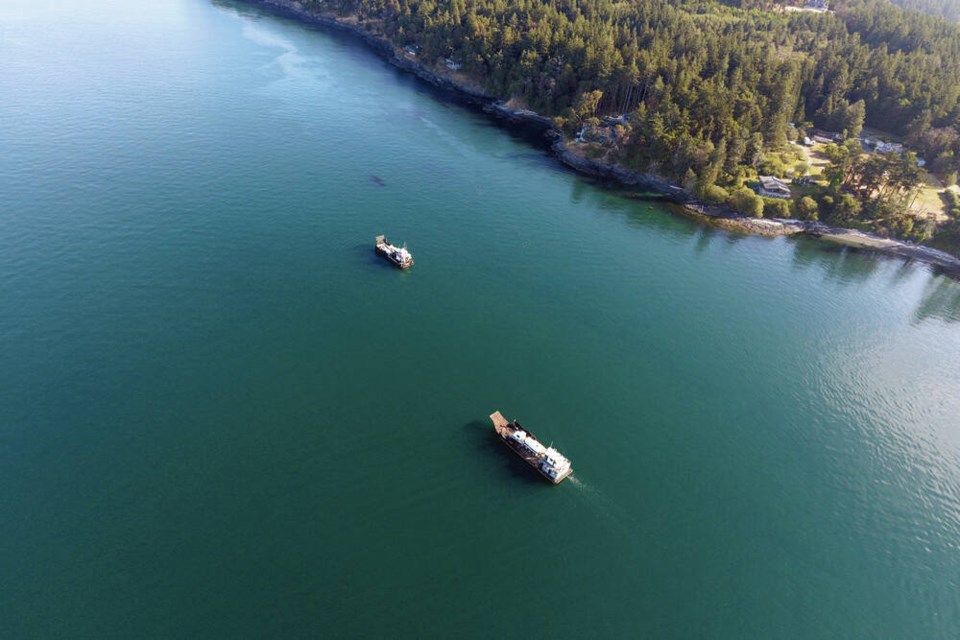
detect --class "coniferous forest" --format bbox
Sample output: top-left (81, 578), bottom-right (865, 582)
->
top-left (299, 0), bottom-right (960, 247)
top-left (890, 0), bottom-right (960, 22)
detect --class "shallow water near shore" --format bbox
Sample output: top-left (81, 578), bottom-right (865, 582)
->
top-left (2, 0), bottom-right (960, 637)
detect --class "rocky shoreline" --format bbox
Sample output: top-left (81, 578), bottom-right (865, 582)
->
top-left (247, 0), bottom-right (960, 279)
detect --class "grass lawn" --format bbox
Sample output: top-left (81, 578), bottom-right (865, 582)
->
top-left (910, 171), bottom-right (948, 222)
top-left (795, 141), bottom-right (831, 177)
top-left (795, 140), bottom-right (949, 222)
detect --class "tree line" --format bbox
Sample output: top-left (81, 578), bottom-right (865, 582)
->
top-left (306, 0), bottom-right (960, 176)
top-left (298, 0), bottom-right (960, 246)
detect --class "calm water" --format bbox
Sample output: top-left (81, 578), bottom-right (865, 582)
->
top-left (2, 1), bottom-right (960, 637)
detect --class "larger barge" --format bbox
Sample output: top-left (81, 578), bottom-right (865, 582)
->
top-left (375, 235), bottom-right (414, 269)
top-left (490, 411), bottom-right (572, 484)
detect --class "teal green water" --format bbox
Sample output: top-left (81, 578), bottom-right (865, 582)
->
top-left (3, 1), bottom-right (960, 636)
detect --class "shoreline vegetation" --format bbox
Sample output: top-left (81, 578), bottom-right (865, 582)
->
top-left (244, 0), bottom-right (960, 278)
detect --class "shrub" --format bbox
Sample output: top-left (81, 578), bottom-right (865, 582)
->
top-left (585, 145), bottom-right (606, 159)
top-left (701, 184), bottom-right (729, 204)
top-left (729, 187), bottom-right (764, 218)
top-left (821, 143), bottom-right (845, 163)
top-left (796, 196), bottom-right (819, 220)
top-left (829, 193), bottom-right (861, 224)
top-left (757, 155), bottom-right (786, 177)
top-left (763, 198), bottom-right (791, 218)
top-left (943, 189), bottom-right (959, 208)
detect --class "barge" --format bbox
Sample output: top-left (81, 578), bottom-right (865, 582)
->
top-left (375, 235), bottom-right (414, 269)
top-left (490, 411), bottom-right (572, 484)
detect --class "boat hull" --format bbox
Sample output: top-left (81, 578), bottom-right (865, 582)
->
top-left (374, 235), bottom-right (413, 269)
top-left (375, 246), bottom-right (413, 269)
top-left (490, 411), bottom-right (572, 484)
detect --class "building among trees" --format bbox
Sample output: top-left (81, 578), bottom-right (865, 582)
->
top-left (757, 176), bottom-right (792, 199)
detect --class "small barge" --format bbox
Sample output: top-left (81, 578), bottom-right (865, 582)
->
top-left (375, 235), bottom-right (414, 269)
top-left (490, 411), bottom-right (572, 484)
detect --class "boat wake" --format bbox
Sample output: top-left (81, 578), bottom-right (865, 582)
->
top-left (568, 476), bottom-right (640, 541)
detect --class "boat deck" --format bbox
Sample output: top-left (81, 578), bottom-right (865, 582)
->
top-left (374, 234), bottom-right (413, 269)
top-left (489, 411), bottom-right (572, 484)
